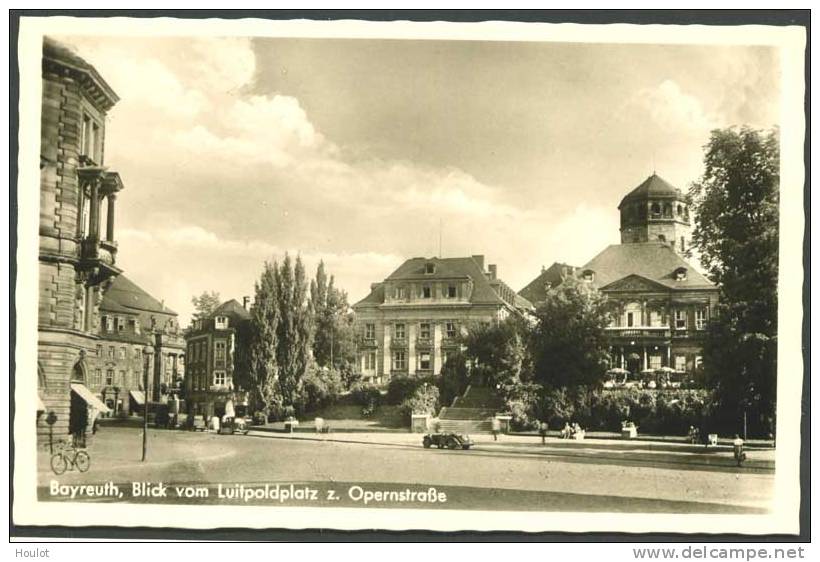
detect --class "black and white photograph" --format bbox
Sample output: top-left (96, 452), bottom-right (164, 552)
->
top-left (10, 13), bottom-right (807, 538)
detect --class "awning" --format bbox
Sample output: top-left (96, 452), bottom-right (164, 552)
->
top-left (70, 383), bottom-right (111, 413)
top-left (129, 390), bottom-right (145, 406)
top-left (37, 395), bottom-right (46, 412)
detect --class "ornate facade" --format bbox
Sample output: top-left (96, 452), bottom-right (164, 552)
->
top-left (520, 174), bottom-right (718, 380)
top-left (353, 256), bottom-right (532, 385)
top-left (37, 37), bottom-right (124, 442)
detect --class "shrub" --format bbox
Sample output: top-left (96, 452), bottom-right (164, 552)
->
top-left (386, 375), bottom-right (434, 405)
top-left (350, 383), bottom-right (382, 408)
top-left (252, 411), bottom-right (267, 426)
top-left (398, 384), bottom-right (440, 422)
top-left (299, 368), bottom-right (344, 413)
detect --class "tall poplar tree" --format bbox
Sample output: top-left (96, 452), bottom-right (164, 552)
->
top-left (247, 262), bottom-right (279, 411)
top-left (310, 261), bottom-right (356, 375)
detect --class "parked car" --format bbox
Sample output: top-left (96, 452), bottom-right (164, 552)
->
top-left (422, 432), bottom-right (474, 450)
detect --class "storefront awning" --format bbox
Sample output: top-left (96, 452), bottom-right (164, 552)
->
top-left (70, 383), bottom-right (110, 413)
top-left (129, 390), bottom-right (145, 406)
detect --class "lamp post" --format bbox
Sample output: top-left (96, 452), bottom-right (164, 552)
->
top-left (142, 344), bottom-right (154, 462)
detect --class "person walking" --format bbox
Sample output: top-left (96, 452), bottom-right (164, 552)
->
top-left (733, 434), bottom-right (746, 467)
top-left (539, 421), bottom-right (548, 445)
top-left (491, 417), bottom-right (501, 441)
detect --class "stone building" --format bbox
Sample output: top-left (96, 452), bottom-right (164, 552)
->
top-left (92, 275), bottom-right (185, 416)
top-left (353, 256), bottom-right (532, 385)
top-left (184, 299), bottom-right (251, 418)
top-left (520, 173), bottom-right (718, 379)
top-left (37, 37), bottom-right (124, 442)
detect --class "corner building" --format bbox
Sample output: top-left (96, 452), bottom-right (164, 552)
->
top-left (520, 174), bottom-right (718, 378)
top-left (353, 256), bottom-right (532, 385)
top-left (37, 38), bottom-right (124, 442)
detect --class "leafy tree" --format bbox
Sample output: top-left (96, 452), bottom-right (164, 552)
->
top-left (247, 263), bottom-right (279, 411)
top-left (461, 316), bottom-right (534, 393)
top-left (310, 261), bottom-right (357, 381)
top-left (438, 350), bottom-right (470, 407)
top-left (689, 127), bottom-right (779, 436)
top-left (190, 290), bottom-right (221, 321)
top-left (530, 276), bottom-right (611, 390)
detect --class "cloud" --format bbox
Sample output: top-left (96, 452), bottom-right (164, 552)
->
top-left (633, 79), bottom-right (718, 134)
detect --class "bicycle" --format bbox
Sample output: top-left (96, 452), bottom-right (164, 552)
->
top-left (50, 441), bottom-right (91, 475)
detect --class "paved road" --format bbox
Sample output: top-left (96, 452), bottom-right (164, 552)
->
top-left (38, 427), bottom-right (773, 513)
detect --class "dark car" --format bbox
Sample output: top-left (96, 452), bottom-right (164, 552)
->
top-left (422, 432), bottom-right (474, 450)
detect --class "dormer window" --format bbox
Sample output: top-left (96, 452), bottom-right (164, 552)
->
top-left (674, 267), bottom-right (687, 281)
top-left (424, 262), bottom-right (435, 274)
top-left (582, 269), bottom-right (595, 282)
top-left (215, 315), bottom-right (229, 330)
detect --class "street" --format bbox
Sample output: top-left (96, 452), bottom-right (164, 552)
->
top-left (38, 426), bottom-right (775, 513)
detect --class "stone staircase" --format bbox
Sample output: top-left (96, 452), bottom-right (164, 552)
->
top-left (436, 386), bottom-right (502, 434)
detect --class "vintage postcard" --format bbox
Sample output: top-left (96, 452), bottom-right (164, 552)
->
top-left (12, 15), bottom-right (806, 535)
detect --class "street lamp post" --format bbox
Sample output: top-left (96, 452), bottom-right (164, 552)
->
top-left (142, 345), bottom-right (154, 462)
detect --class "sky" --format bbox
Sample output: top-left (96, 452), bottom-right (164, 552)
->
top-left (56, 34), bottom-right (780, 325)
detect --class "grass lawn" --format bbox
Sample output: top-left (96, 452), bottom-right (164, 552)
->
top-left (260, 404), bottom-right (408, 433)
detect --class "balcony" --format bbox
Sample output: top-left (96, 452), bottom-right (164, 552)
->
top-left (79, 237), bottom-right (121, 284)
top-left (605, 326), bottom-right (671, 339)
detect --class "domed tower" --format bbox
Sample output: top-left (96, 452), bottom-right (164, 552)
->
top-left (618, 173), bottom-right (691, 255)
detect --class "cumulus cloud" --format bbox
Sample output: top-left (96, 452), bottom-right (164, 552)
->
top-left (634, 79), bottom-right (718, 134)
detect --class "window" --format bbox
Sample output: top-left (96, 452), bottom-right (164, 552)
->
top-left (393, 351), bottom-right (406, 370)
top-left (419, 352), bottom-right (431, 370)
top-left (625, 302), bottom-right (640, 327)
top-left (395, 286), bottom-right (407, 299)
top-left (365, 323), bottom-right (375, 340)
top-left (422, 285), bottom-right (432, 299)
top-left (215, 316), bottom-right (229, 330)
top-left (419, 322), bottom-right (431, 339)
top-left (105, 369), bottom-right (114, 386)
top-left (675, 355), bottom-right (687, 372)
top-left (582, 269), bottom-right (595, 282)
top-left (215, 340), bottom-right (226, 362)
top-left (650, 202), bottom-right (661, 216)
top-left (81, 114), bottom-right (101, 162)
top-left (118, 370), bottom-right (125, 384)
top-left (447, 285), bottom-right (457, 298)
top-left (105, 316), bottom-right (114, 332)
top-left (695, 308), bottom-right (708, 330)
top-left (674, 267), bottom-right (687, 281)
top-left (627, 312), bottom-right (635, 327)
top-left (213, 371), bottom-right (226, 386)
top-left (364, 352), bottom-right (376, 371)
top-left (649, 310), bottom-right (663, 327)
top-left (117, 317), bottom-right (125, 331)
top-left (445, 322), bottom-right (457, 339)
top-left (675, 309), bottom-right (687, 330)
top-left (94, 369), bottom-right (102, 386)
top-left (394, 323), bottom-right (406, 340)
top-left (425, 263), bottom-right (435, 274)
top-left (96, 344), bottom-right (102, 357)
top-left (649, 355), bottom-right (662, 370)
top-left (108, 346), bottom-right (115, 359)
top-left (118, 347), bottom-right (126, 360)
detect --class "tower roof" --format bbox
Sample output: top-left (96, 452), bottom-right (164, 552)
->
top-left (618, 173), bottom-right (682, 209)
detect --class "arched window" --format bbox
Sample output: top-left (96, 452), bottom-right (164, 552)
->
top-left (677, 204), bottom-right (683, 216)
top-left (650, 202), bottom-right (661, 216)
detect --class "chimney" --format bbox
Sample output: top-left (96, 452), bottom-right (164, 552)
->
top-left (471, 254), bottom-right (485, 270)
top-left (541, 265), bottom-right (546, 273)
top-left (488, 264), bottom-right (497, 280)
top-left (242, 296), bottom-right (250, 310)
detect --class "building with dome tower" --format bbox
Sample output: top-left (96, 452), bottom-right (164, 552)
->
top-left (520, 173), bottom-right (718, 380)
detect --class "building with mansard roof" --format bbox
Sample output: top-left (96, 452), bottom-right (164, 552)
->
top-left (520, 173), bottom-right (718, 380)
top-left (353, 255), bottom-right (532, 385)
top-left (91, 275), bottom-right (185, 415)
